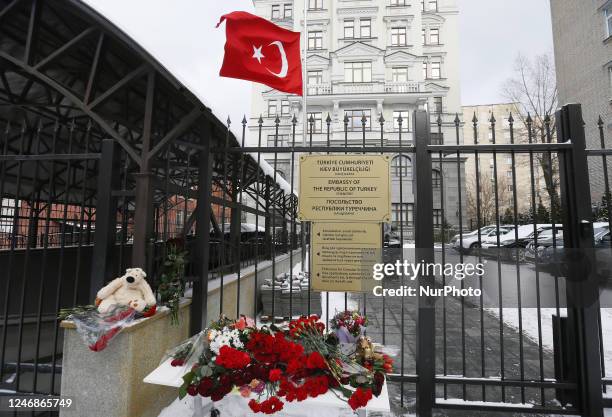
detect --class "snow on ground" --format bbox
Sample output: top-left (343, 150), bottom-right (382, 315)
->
top-left (486, 307), bottom-right (612, 376)
top-left (158, 396), bottom-right (364, 417)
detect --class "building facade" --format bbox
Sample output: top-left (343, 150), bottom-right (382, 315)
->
top-left (550, 0), bottom-right (612, 199)
top-left (249, 0), bottom-right (466, 236)
top-left (462, 103), bottom-right (548, 228)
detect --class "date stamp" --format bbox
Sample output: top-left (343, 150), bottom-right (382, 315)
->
top-left (0, 395), bottom-right (74, 411)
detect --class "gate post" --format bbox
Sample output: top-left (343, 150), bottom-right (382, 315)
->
top-left (191, 123), bottom-right (214, 335)
top-left (413, 110), bottom-right (435, 417)
top-left (556, 103), bottom-right (603, 417)
top-left (90, 139), bottom-right (120, 301)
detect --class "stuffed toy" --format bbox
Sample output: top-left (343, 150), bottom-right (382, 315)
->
top-left (96, 267), bottom-right (156, 313)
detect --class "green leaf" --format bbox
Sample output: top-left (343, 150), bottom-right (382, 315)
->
top-left (178, 384), bottom-right (188, 400)
top-left (182, 371), bottom-right (195, 384)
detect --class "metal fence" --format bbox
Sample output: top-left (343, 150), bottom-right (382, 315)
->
top-left (0, 1), bottom-right (610, 417)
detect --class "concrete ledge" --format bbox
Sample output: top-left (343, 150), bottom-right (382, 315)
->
top-left (194, 248), bottom-right (303, 321)
top-left (60, 301), bottom-right (191, 417)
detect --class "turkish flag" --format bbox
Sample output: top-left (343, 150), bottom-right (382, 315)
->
top-left (216, 11), bottom-right (303, 96)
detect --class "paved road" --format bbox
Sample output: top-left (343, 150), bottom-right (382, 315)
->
top-left (339, 246), bottom-right (600, 417)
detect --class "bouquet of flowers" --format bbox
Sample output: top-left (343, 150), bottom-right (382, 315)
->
top-left (165, 314), bottom-right (392, 414)
top-left (329, 310), bottom-right (367, 343)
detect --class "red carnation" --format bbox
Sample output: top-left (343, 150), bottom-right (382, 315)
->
top-left (286, 358), bottom-right (305, 375)
top-left (248, 399), bottom-right (261, 413)
top-left (269, 368), bottom-right (282, 382)
top-left (187, 384), bottom-right (198, 396)
top-left (306, 351), bottom-right (327, 370)
top-left (215, 345), bottom-right (251, 369)
top-left (198, 377), bottom-right (214, 396)
top-left (260, 396), bottom-right (284, 414)
top-left (348, 387), bottom-right (372, 410)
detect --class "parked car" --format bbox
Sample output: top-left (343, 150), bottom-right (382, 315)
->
top-left (452, 226), bottom-right (514, 254)
top-left (482, 224), bottom-right (562, 261)
top-left (531, 223), bottom-right (610, 271)
top-left (524, 228), bottom-right (564, 263)
top-left (449, 226), bottom-right (496, 247)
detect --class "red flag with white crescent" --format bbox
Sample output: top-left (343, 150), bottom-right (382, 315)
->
top-left (216, 11), bottom-right (303, 96)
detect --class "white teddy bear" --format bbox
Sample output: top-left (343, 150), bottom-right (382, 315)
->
top-left (96, 267), bottom-right (157, 313)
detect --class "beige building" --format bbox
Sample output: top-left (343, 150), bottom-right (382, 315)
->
top-left (550, 0), bottom-right (612, 201)
top-left (462, 103), bottom-right (547, 228)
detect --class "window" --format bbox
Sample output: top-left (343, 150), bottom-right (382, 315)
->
top-left (506, 170), bottom-right (513, 178)
top-left (344, 62), bottom-right (372, 83)
top-left (345, 110), bottom-right (371, 131)
top-left (308, 0), bottom-right (323, 10)
top-left (271, 5), bottom-right (280, 19)
top-left (392, 203), bottom-right (414, 228)
top-left (428, 0), bottom-right (438, 11)
top-left (432, 170), bottom-right (442, 188)
top-left (422, 62), bottom-right (427, 79)
top-left (507, 185), bottom-right (513, 192)
top-left (267, 134), bottom-right (288, 147)
top-left (430, 62), bottom-right (441, 79)
top-left (281, 100), bottom-right (290, 115)
top-left (391, 27), bottom-right (407, 46)
top-left (307, 70), bottom-right (323, 85)
top-left (344, 20), bottom-right (354, 38)
top-left (307, 112), bottom-right (322, 133)
top-left (433, 209), bottom-right (442, 227)
top-left (308, 31), bottom-right (323, 50)
top-left (391, 0), bottom-right (406, 5)
top-left (506, 156), bottom-right (512, 164)
top-left (606, 7), bottom-right (612, 38)
top-left (284, 3), bottom-right (293, 18)
top-left (360, 18), bottom-right (371, 38)
top-left (431, 132), bottom-right (443, 145)
top-left (392, 67), bottom-right (409, 82)
top-left (422, 29), bottom-right (426, 45)
top-left (430, 28), bottom-right (439, 44)
top-left (267, 100), bottom-right (277, 116)
top-left (391, 155), bottom-right (412, 177)
top-left (433, 96), bottom-right (443, 114)
top-left (393, 110), bottom-right (410, 132)
top-left (421, 0), bottom-right (425, 11)
top-left (176, 210), bottom-right (184, 228)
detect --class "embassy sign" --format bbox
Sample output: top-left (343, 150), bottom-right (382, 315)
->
top-left (298, 155), bottom-right (391, 222)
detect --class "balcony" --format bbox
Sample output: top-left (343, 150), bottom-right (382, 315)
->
top-left (307, 81), bottom-right (423, 96)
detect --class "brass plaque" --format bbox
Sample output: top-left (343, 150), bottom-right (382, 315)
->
top-left (311, 222), bottom-right (381, 292)
top-left (298, 155), bottom-right (391, 222)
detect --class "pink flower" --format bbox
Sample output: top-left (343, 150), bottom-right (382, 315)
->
top-left (239, 385), bottom-right (252, 398)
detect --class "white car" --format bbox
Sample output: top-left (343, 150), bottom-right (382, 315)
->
top-left (449, 226), bottom-right (496, 247)
top-left (481, 224), bottom-right (561, 249)
top-left (453, 226), bottom-right (514, 253)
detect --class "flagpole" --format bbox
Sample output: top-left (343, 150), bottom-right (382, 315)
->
top-left (302, 0), bottom-right (308, 146)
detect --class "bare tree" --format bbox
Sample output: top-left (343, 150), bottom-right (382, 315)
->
top-left (502, 53), bottom-right (561, 221)
top-left (466, 170), bottom-right (510, 227)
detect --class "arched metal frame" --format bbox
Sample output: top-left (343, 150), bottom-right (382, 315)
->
top-left (0, 0), bottom-right (297, 395)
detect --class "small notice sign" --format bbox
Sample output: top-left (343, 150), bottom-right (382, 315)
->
top-left (311, 222), bottom-right (381, 292)
top-left (298, 155), bottom-right (391, 222)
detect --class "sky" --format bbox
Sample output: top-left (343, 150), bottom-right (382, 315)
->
top-left (84, 0), bottom-right (554, 123)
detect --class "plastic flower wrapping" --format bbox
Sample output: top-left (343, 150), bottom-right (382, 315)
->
top-left (329, 310), bottom-right (368, 343)
top-left (60, 304), bottom-right (157, 351)
top-left (162, 314), bottom-right (394, 414)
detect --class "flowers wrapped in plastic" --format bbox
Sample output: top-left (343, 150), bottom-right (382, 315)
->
top-left (330, 310), bottom-right (368, 344)
top-left (59, 304), bottom-right (157, 351)
top-left (164, 314), bottom-right (393, 414)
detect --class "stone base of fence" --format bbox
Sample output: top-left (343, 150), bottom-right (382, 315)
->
top-left (59, 300), bottom-right (191, 417)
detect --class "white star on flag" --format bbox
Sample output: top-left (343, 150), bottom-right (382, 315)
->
top-left (252, 45), bottom-right (265, 64)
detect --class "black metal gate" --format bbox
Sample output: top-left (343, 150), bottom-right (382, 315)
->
top-left (0, 1), bottom-right (610, 416)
